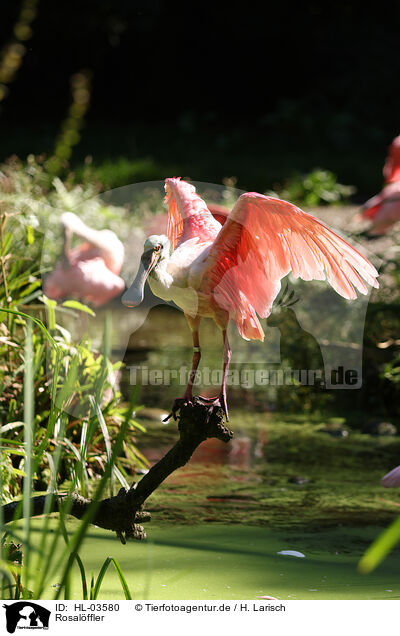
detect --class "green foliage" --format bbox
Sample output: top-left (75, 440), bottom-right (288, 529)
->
top-left (268, 168), bottom-right (356, 206)
top-left (359, 254), bottom-right (400, 416)
top-left (0, 155), bottom-right (135, 273)
top-left (46, 71), bottom-right (91, 176)
top-left (76, 156), bottom-right (171, 190)
top-left (0, 317), bottom-right (139, 599)
top-left (0, 0), bottom-right (38, 107)
top-left (382, 354), bottom-right (400, 384)
top-left (0, 202), bottom-right (147, 505)
top-left (359, 517), bottom-right (400, 574)
top-left (0, 197), bottom-right (145, 600)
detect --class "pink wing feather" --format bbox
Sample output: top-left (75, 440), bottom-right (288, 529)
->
top-left (201, 193), bottom-right (378, 339)
top-left (165, 177), bottom-right (222, 249)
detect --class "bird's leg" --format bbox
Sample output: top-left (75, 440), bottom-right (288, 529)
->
top-left (183, 329), bottom-right (201, 401)
top-left (169, 318), bottom-right (201, 419)
top-left (220, 329), bottom-right (231, 421)
top-left (198, 329), bottom-right (231, 421)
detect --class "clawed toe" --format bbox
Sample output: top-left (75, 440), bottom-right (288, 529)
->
top-left (198, 394), bottom-right (229, 422)
top-left (164, 394), bottom-right (229, 423)
top-left (164, 396), bottom-right (192, 422)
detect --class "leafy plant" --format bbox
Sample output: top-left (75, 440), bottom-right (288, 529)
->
top-left (1, 311), bottom-right (138, 599)
top-left (0, 200), bottom-right (148, 503)
top-left (60, 508), bottom-right (132, 600)
top-left (0, 155), bottom-right (138, 276)
top-left (359, 516), bottom-right (400, 575)
top-left (267, 168), bottom-right (356, 206)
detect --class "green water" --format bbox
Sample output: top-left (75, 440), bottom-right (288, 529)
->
top-left (137, 411), bottom-right (400, 530)
top-left (19, 521), bottom-right (400, 600)
top-left (12, 411), bottom-right (400, 600)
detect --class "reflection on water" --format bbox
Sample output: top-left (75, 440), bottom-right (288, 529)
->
top-left (191, 433), bottom-right (267, 469)
top-left (139, 420), bottom-right (267, 471)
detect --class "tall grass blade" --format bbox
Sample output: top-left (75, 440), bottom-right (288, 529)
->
top-left (92, 556), bottom-right (132, 600)
top-left (89, 395), bottom-right (113, 495)
top-left (89, 573), bottom-right (95, 599)
top-left (0, 307), bottom-right (58, 350)
top-left (58, 512), bottom-right (88, 600)
top-left (22, 321), bottom-right (34, 592)
top-left (33, 414), bottom-right (68, 598)
top-left (358, 516), bottom-right (400, 574)
top-left (52, 413), bottom-right (130, 600)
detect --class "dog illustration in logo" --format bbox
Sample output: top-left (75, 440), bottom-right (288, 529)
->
top-left (3, 602), bottom-right (50, 633)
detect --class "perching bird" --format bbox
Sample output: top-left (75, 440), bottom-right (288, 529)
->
top-left (122, 177), bottom-right (379, 419)
top-left (44, 212), bottom-right (125, 306)
top-left (359, 135), bottom-right (400, 235)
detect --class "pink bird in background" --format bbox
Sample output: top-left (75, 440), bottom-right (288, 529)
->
top-left (383, 135), bottom-right (400, 184)
top-left (44, 212), bottom-right (125, 306)
top-left (122, 177), bottom-right (379, 419)
top-left (360, 135), bottom-right (400, 235)
top-left (381, 465), bottom-right (400, 488)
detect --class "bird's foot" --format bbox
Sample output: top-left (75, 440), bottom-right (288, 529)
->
top-left (163, 394), bottom-right (229, 423)
top-left (163, 396), bottom-right (193, 422)
top-left (197, 394), bottom-right (229, 422)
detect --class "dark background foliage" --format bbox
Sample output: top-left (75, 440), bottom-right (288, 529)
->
top-left (0, 1), bottom-right (398, 125)
top-left (0, 1), bottom-right (399, 194)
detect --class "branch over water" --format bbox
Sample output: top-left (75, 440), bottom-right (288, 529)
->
top-left (2, 398), bottom-right (233, 543)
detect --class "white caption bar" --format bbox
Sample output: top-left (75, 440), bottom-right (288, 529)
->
top-left (1, 600), bottom-right (399, 636)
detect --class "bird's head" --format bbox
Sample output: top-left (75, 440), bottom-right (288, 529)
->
top-left (122, 234), bottom-right (170, 307)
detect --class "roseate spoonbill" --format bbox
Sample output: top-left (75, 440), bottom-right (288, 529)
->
top-left (122, 178), bottom-right (379, 419)
top-left (360, 181), bottom-right (400, 235)
top-left (359, 135), bottom-right (400, 234)
top-left (383, 135), bottom-right (400, 184)
top-left (44, 212), bottom-right (125, 306)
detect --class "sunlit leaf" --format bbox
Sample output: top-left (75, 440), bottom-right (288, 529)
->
top-left (358, 516), bottom-right (400, 574)
top-left (26, 225), bottom-right (35, 245)
top-left (61, 300), bottom-right (95, 316)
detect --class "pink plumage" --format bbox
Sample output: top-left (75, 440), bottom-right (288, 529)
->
top-left (200, 191), bottom-right (378, 340)
top-left (381, 465), bottom-right (400, 488)
top-left (165, 177), bottom-right (222, 248)
top-left (163, 179), bottom-right (378, 341)
top-left (360, 135), bottom-right (400, 234)
top-left (383, 135), bottom-right (400, 184)
top-left (123, 177), bottom-right (379, 419)
top-left (361, 181), bottom-right (400, 235)
top-left (44, 212), bottom-right (125, 306)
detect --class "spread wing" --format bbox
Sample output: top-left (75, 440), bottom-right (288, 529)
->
top-left (164, 177), bottom-right (222, 250)
top-left (201, 192), bottom-right (379, 324)
top-left (165, 180), bottom-right (184, 249)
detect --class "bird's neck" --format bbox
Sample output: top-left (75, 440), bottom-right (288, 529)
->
top-left (152, 257), bottom-right (173, 289)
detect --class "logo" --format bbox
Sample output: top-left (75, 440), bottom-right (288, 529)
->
top-left (3, 602), bottom-right (50, 633)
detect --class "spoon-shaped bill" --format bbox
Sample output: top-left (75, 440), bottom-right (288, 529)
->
top-left (122, 251), bottom-right (155, 307)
